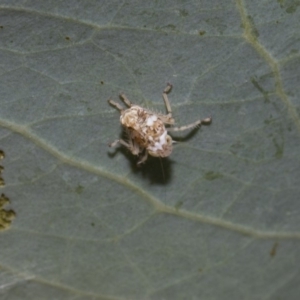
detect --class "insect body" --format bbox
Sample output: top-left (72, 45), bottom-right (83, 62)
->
top-left (108, 84), bottom-right (211, 164)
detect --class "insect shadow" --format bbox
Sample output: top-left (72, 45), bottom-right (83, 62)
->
top-left (134, 155), bottom-right (173, 185)
top-left (107, 125), bottom-right (207, 185)
top-left (108, 143), bottom-right (173, 185)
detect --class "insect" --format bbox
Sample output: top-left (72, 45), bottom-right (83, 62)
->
top-left (108, 83), bottom-right (211, 165)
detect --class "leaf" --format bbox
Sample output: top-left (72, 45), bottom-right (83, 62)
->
top-left (0, 1), bottom-right (300, 299)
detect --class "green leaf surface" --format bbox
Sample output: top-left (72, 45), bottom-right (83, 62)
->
top-left (0, 1), bottom-right (300, 299)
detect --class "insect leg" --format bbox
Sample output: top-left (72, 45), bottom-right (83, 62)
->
top-left (109, 139), bottom-right (121, 148)
top-left (161, 83), bottom-right (175, 124)
top-left (108, 99), bottom-right (123, 111)
top-left (168, 117), bottom-right (212, 132)
top-left (109, 139), bottom-right (132, 149)
top-left (119, 93), bottom-right (132, 107)
top-left (137, 151), bottom-right (148, 165)
top-left (109, 136), bottom-right (141, 158)
top-left (162, 83), bottom-right (173, 116)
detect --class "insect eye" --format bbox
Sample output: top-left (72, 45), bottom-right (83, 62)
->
top-left (166, 135), bottom-right (172, 145)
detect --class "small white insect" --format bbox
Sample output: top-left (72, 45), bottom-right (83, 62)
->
top-left (108, 83), bottom-right (211, 165)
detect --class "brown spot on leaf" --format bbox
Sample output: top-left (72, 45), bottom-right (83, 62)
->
top-left (270, 242), bottom-right (278, 257)
top-left (0, 194), bottom-right (16, 230)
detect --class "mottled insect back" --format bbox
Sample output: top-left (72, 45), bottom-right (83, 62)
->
top-left (108, 84), bottom-right (211, 165)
